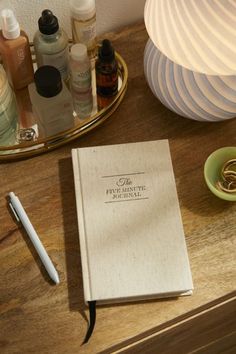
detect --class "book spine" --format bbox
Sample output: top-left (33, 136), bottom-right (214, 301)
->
top-left (72, 149), bottom-right (92, 302)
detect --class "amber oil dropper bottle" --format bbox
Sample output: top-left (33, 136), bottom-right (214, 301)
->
top-left (95, 39), bottom-right (118, 110)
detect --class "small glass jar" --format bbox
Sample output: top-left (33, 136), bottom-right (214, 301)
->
top-left (0, 65), bottom-right (18, 146)
top-left (28, 65), bottom-right (74, 138)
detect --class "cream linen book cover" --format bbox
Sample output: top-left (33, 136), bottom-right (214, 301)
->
top-left (72, 140), bottom-right (193, 304)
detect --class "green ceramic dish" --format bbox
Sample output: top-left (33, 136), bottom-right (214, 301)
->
top-left (204, 146), bottom-right (236, 201)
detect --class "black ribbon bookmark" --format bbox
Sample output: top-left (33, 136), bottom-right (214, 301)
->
top-left (83, 301), bottom-right (97, 344)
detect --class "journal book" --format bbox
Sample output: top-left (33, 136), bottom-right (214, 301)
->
top-left (72, 140), bottom-right (193, 341)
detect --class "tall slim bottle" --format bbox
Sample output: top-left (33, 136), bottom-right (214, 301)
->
top-left (95, 39), bottom-right (118, 110)
top-left (0, 9), bottom-right (34, 90)
top-left (70, 0), bottom-right (97, 60)
top-left (70, 43), bottom-right (93, 118)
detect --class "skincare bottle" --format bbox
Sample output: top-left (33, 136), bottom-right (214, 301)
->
top-left (95, 39), bottom-right (118, 110)
top-left (70, 43), bottom-right (93, 118)
top-left (15, 87), bottom-right (35, 130)
top-left (28, 65), bottom-right (74, 138)
top-left (70, 0), bottom-right (97, 60)
top-left (0, 65), bottom-right (18, 146)
top-left (0, 9), bottom-right (34, 90)
top-left (33, 9), bottom-right (69, 82)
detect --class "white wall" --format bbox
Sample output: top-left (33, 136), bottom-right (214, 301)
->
top-left (0, 0), bottom-right (146, 40)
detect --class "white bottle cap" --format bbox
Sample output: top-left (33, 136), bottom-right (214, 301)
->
top-left (71, 43), bottom-right (88, 61)
top-left (70, 0), bottom-right (95, 21)
top-left (0, 8), bottom-right (20, 39)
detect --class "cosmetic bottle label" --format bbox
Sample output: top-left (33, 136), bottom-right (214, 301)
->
top-left (71, 69), bottom-right (91, 91)
top-left (72, 21), bottom-right (96, 48)
top-left (41, 47), bottom-right (69, 80)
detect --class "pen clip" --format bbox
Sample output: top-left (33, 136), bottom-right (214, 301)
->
top-left (9, 202), bottom-right (20, 223)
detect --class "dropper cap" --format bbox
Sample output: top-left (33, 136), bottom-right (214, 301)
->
top-left (0, 9), bottom-right (20, 39)
top-left (98, 39), bottom-right (115, 62)
top-left (38, 9), bottom-right (59, 35)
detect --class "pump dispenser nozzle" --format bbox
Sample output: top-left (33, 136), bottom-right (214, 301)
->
top-left (0, 8), bottom-right (20, 39)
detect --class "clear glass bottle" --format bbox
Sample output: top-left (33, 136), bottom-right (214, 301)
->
top-left (28, 65), bottom-right (74, 138)
top-left (95, 39), bottom-right (118, 110)
top-left (0, 8), bottom-right (34, 90)
top-left (70, 0), bottom-right (97, 60)
top-left (0, 65), bottom-right (18, 146)
top-left (70, 43), bottom-right (93, 118)
top-left (33, 9), bottom-right (69, 82)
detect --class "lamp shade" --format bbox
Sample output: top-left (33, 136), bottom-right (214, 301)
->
top-left (144, 0), bottom-right (236, 121)
top-left (144, 0), bottom-right (236, 75)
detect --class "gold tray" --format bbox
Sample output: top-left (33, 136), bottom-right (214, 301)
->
top-left (0, 51), bottom-right (128, 161)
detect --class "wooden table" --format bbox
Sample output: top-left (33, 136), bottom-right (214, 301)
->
top-left (1, 23), bottom-right (236, 354)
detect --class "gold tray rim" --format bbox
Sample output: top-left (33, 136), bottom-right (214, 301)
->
top-left (0, 51), bottom-right (128, 161)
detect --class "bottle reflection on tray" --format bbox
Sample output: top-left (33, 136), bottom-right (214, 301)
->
top-left (15, 88), bottom-right (35, 129)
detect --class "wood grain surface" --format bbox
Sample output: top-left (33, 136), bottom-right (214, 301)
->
top-left (116, 296), bottom-right (236, 354)
top-left (1, 23), bottom-right (236, 354)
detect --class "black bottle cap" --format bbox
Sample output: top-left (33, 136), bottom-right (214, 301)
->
top-left (38, 9), bottom-right (59, 35)
top-left (98, 39), bottom-right (115, 62)
top-left (34, 66), bottom-right (62, 98)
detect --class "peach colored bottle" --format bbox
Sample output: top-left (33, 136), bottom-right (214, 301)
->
top-left (0, 9), bottom-right (34, 90)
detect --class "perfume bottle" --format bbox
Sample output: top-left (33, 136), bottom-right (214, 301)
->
top-left (33, 9), bottom-right (69, 82)
top-left (0, 8), bottom-right (34, 90)
top-left (0, 65), bottom-right (18, 146)
top-left (70, 43), bottom-right (93, 118)
top-left (95, 39), bottom-right (118, 110)
top-left (28, 66), bottom-right (74, 138)
top-left (70, 0), bottom-right (97, 60)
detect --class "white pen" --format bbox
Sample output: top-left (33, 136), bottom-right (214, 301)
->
top-left (8, 192), bottom-right (60, 285)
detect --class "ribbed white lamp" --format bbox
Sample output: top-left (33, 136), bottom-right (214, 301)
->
top-left (144, 0), bottom-right (236, 121)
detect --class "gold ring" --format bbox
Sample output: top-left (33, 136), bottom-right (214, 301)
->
top-left (216, 158), bottom-right (236, 193)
